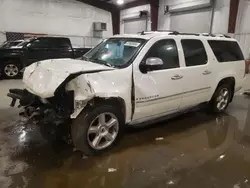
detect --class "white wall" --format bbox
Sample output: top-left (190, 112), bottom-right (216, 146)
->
top-left (120, 4), bottom-right (151, 34)
top-left (211, 0), bottom-right (230, 33)
top-left (0, 32), bottom-right (6, 44)
top-left (234, 0), bottom-right (250, 59)
top-left (158, 0), bottom-right (230, 33)
top-left (0, 0), bottom-right (113, 47)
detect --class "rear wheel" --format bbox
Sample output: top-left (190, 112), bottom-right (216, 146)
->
top-left (3, 62), bottom-right (20, 79)
top-left (71, 104), bottom-right (124, 155)
top-left (209, 84), bottom-right (232, 113)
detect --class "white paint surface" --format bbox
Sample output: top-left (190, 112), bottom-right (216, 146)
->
top-left (23, 59), bottom-right (114, 98)
top-left (0, 0), bottom-right (113, 38)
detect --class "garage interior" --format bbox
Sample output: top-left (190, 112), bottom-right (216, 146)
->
top-left (1, 0), bottom-right (250, 188)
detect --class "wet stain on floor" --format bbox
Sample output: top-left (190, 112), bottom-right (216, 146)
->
top-left (1, 95), bottom-right (250, 188)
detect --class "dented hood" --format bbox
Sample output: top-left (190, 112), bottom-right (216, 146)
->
top-left (23, 58), bottom-right (114, 98)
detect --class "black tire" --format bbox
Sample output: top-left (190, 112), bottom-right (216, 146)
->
top-left (71, 103), bottom-right (124, 156)
top-left (209, 83), bottom-right (232, 113)
top-left (2, 61), bottom-right (21, 79)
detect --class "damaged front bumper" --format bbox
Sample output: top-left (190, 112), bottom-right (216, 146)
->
top-left (7, 89), bottom-right (74, 125)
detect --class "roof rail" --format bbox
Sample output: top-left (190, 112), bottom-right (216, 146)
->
top-left (200, 33), bottom-right (216, 37)
top-left (138, 31), bottom-right (231, 38)
top-left (139, 30), bottom-right (178, 35)
top-left (169, 32), bottom-right (199, 36)
top-left (169, 32), bottom-right (231, 38)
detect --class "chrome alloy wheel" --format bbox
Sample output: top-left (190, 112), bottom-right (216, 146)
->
top-left (216, 88), bottom-right (229, 111)
top-left (87, 113), bottom-right (119, 150)
top-left (4, 64), bottom-right (19, 77)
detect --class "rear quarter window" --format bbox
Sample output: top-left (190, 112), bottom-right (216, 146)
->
top-left (208, 40), bottom-right (244, 62)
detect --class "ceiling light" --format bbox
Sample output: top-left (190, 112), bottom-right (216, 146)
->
top-left (117, 0), bottom-right (124, 5)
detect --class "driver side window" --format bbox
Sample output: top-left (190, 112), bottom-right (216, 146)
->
top-left (145, 39), bottom-right (180, 70)
top-left (27, 38), bottom-right (52, 49)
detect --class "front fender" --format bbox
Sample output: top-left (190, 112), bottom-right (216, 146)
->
top-left (66, 68), bottom-right (132, 122)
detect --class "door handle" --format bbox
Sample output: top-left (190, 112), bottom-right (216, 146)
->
top-left (203, 70), bottom-right (212, 75)
top-left (171, 74), bottom-right (183, 80)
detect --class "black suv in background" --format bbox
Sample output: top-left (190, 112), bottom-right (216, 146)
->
top-left (0, 37), bottom-right (91, 78)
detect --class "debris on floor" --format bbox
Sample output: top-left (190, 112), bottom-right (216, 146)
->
top-left (108, 168), bottom-right (117, 173)
top-left (155, 137), bottom-right (164, 141)
top-left (82, 155), bottom-right (88, 159)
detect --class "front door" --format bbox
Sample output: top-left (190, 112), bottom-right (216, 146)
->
top-left (133, 38), bottom-right (184, 121)
top-left (25, 38), bottom-right (55, 66)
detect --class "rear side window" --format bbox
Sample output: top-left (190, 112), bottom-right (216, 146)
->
top-left (208, 40), bottom-right (244, 62)
top-left (54, 38), bottom-right (71, 49)
top-left (28, 38), bottom-right (53, 48)
top-left (181, 39), bottom-right (208, 67)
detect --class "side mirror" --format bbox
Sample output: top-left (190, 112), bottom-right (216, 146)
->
top-left (145, 57), bottom-right (164, 66)
top-left (140, 57), bottom-right (163, 73)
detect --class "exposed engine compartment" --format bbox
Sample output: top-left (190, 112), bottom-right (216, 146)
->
top-left (7, 88), bottom-right (74, 125)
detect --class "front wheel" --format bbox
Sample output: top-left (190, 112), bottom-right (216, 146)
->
top-left (209, 84), bottom-right (232, 113)
top-left (71, 104), bottom-right (124, 155)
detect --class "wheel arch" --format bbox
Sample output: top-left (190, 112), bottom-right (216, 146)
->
top-left (213, 77), bottom-right (235, 102)
top-left (88, 97), bottom-right (126, 122)
top-left (1, 58), bottom-right (22, 77)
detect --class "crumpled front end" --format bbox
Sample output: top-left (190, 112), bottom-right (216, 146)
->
top-left (7, 88), bottom-right (74, 125)
top-left (8, 58), bottom-right (114, 125)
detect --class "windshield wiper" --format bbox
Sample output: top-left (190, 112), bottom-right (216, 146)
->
top-left (82, 55), bottom-right (89, 61)
top-left (89, 58), bottom-right (113, 68)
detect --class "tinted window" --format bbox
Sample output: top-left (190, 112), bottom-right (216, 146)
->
top-left (145, 39), bottom-right (179, 70)
top-left (54, 38), bottom-right (71, 49)
top-left (208, 40), bottom-right (244, 62)
top-left (181, 39), bottom-right (208, 67)
top-left (28, 38), bottom-right (54, 48)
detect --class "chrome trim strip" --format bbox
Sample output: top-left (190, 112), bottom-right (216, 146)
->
top-left (136, 87), bottom-right (211, 104)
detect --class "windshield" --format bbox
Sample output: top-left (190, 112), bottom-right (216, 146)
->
top-left (83, 38), bottom-right (145, 68)
top-left (16, 39), bottom-right (32, 47)
top-left (0, 41), bottom-right (23, 48)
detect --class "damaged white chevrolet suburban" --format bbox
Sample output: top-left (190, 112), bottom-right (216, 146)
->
top-left (8, 31), bottom-right (246, 155)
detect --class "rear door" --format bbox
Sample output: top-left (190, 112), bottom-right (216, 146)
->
top-left (179, 39), bottom-right (213, 108)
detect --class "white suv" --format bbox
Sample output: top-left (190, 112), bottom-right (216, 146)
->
top-left (8, 31), bottom-right (246, 155)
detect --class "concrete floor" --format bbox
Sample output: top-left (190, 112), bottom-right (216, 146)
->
top-left (1, 80), bottom-right (250, 188)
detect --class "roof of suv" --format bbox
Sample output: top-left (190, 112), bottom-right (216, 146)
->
top-left (112, 31), bottom-right (237, 41)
